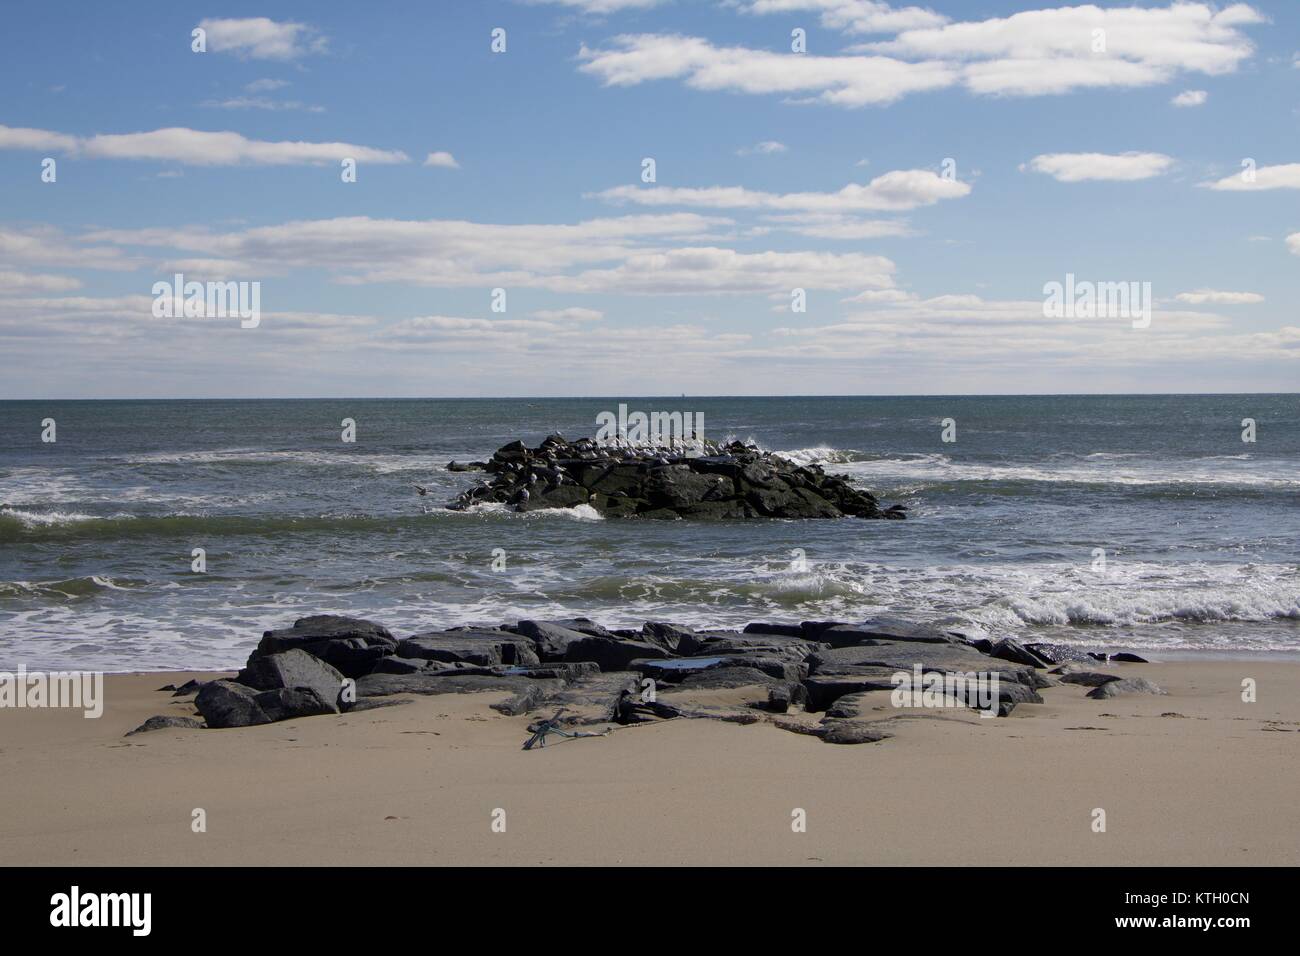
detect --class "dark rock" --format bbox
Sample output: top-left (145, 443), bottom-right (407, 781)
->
top-left (1086, 677), bottom-right (1166, 699)
top-left (194, 680), bottom-right (271, 729)
top-left (564, 636), bottom-right (670, 671)
top-left (254, 687), bottom-right (338, 722)
top-left (631, 655), bottom-right (807, 683)
top-left (356, 672), bottom-right (563, 715)
top-left (742, 622), bottom-right (804, 638)
top-left (544, 673), bottom-right (641, 724)
top-left (514, 620), bottom-right (590, 660)
top-left (125, 715), bottom-right (204, 736)
top-left (640, 621), bottom-right (694, 653)
top-left (368, 656), bottom-right (432, 675)
top-left (818, 719), bottom-right (893, 745)
top-left (1058, 671), bottom-right (1123, 688)
top-left (767, 682), bottom-right (808, 713)
top-left (254, 615), bottom-right (397, 678)
top-left (678, 630), bottom-right (823, 661)
top-left (820, 618), bottom-right (962, 647)
top-left (1109, 652), bottom-right (1150, 663)
top-left (342, 697), bottom-right (413, 712)
top-left (674, 667), bottom-right (782, 689)
top-left (1025, 642), bottom-right (1095, 664)
top-left (398, 630), bottom-right (539, 667)
top-left (989, 637), bottom-right (1048, 668)
top-left (236, 648), bottom-right (344, 711)
top-left (447, 436), bottom-right (900, 520)
top-left (170, 679), bottom-right (206, 697)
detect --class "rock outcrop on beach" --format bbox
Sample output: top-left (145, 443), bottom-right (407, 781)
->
top-left (134, 614), bottom-right (1161, 744)
top-left (445, 435), bottom-right (905, 520)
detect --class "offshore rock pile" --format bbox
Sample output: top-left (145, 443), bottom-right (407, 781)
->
top-left (445, 434), bottom-right (906, 520)
top-left (133, 614), bottom-right (1157, 746)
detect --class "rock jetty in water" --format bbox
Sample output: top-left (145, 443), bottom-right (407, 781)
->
top-left (129, 613), bottom-right (1160, 746)
top-left (446, 434), bottom-right (906, 520)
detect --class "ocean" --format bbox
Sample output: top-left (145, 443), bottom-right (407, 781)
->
top-left (2, 395), bottom-right (1297, 671)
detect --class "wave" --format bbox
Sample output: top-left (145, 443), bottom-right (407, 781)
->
top-left (0, 575), bottom-right (148, 601)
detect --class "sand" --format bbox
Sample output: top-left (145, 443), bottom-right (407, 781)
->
top-left (1, 660), bottom-right (1297, 866)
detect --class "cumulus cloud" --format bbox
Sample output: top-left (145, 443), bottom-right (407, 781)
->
top-left (578, 34), bottom-right (957, 107)
top-left (1287, 233), bottom-right (1300, 256)
top-left (578, 5), bottom-right (1264, 105)
top-left (197, 18), bottom-right (327, 60)
top-left (1171, 89), bottom-right (1208, 106)
top-left (1023, 151), bottom-right (1175, 182)
top-left (1203, 162), bottom-right (1300, 191)
top-left (592, 169), bottom-right (970, 212)
top-left (423, 151), bottom-right (460, 169)
top-left (735, 1), bottom-right (948, 34)
top-left (0, 124), bottom-right (407, 166)
top-left (1174, 289), bottom-right (1264, 304)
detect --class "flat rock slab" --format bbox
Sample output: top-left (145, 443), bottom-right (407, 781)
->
top-left (125, 715), bottom-right (204, 736)
top-left (1058, 671), bottom-right (1123, 687)
top-left (542, 672), bottom-right (641, 724)
top-left (1087, 677), bottom-right (1166, 699)
top-left (631, 655), bottom-right (807, 683)
top-left (397, 630), bottom-right (540, 667)
top-left (564, 636), bottom-right (670, 671)
top-left (808, 641), bottom-right (1036, 686)
top-left (356, 672), bottom-right (564, 716)
top-left (679, 631), bottom-right (826, 661)
top-left (819, 618), bottom-right (962, 647)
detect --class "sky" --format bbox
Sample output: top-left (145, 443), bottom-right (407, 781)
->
top-left (0, 0), bottom-right (1297, 398)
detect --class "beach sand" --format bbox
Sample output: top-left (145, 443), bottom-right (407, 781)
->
top-left (1, 661), bottom-right (1297, 866)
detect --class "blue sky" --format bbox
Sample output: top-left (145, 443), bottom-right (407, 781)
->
top-left (1, 0), bottom-right (1297, 397)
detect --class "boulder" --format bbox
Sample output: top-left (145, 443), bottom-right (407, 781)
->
top-left (236, 648), bottom-right (344, 711)
top-left (254, 687), bottom-right (338, 722)
top-left (125, 715), bottom-right (204, 736)
top-left (1110, 652), bottom-right (1150, 663)
top-left (254, 615), bottom-right (398, 677)
top-left (397, 630), bottom-right (540, 667)
top-left (1024, 642), bottom-right (1094, 664)
top-left (513, 620), bottom-right (591, 660)
top-left (194, 680), bottom-right (271, 729)
top-left (767, 681), bottom-right (808, 713)
top-left (988, 637), bottom-right (1049, 668)
top-left (1058, 671), bottom-right (1122, 688)
top-left (1087, 677), bottom-right (1166, 699)
top-left (564, 636), bottom-right (670, 671)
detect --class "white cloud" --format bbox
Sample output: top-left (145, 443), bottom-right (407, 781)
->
top-left (763, 213), bottom-right (915, 239)
top-left (0, 124), bottom-right (407, 166)
top-left (423, 151), bottom-right (460, 169)
top-left (578, 34), bottom-right (957, 107)
top-left (531, 307), bottom-right (605, 321)
top-left (0, 270), bottom-right (82, 293)
top-left (1174, 289), bottom-right (1263, 304)
top-left (0, 125), bottom-right (79, 152)
top-left (0, 226), bottom-right (137, 271)
top-left (1023, 151), bottom-right (1175, 182)
top-left (736, 1), bottom-right (948, 34)
top-left (1287, 233), bottom-right (1300, 256)
top-left (1204, 162), bottom-right (1300, 191)
top-left (593, 169), bottom-right (970, 211)
top-left (524, 0), bottom-right (667, 11)
top-left (1171, 89), bottom-right (1208, 106)
top-left (201, 97), bottom-right (324, 113)
top-left (737, 140), bottom-right (788, 156)
top-left (197, 18), bottom-right (327, 60)
top-left (579, 5), bottom-right (1264, 105)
